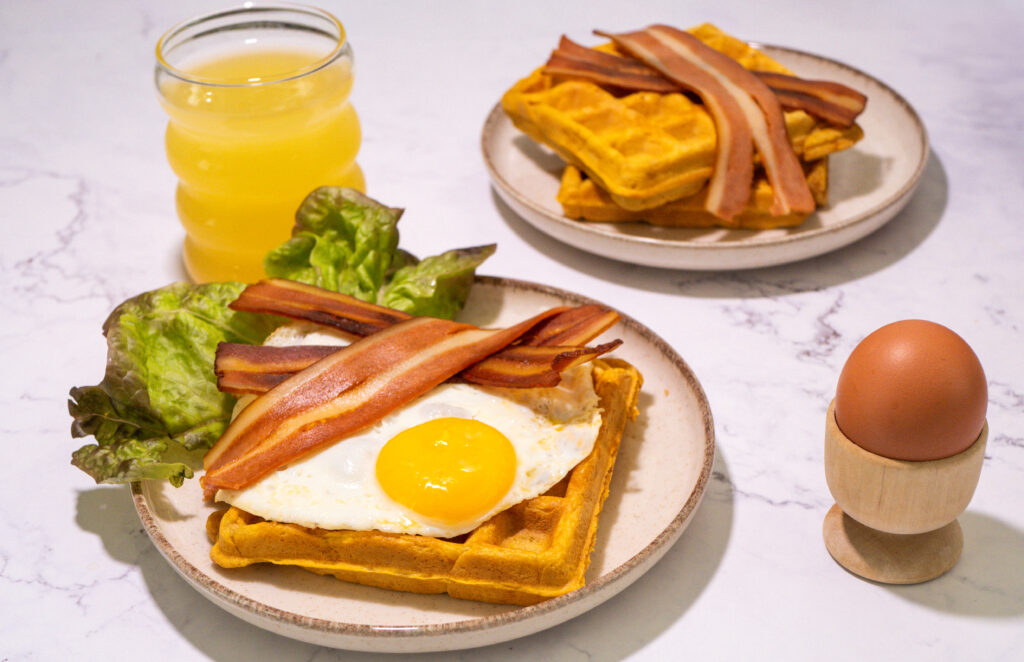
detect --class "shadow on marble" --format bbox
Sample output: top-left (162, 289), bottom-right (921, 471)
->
top-left (73, 485), bottom-right (402, 660)
top-left (76, 486), bottom-right (280, 660)
top-left (446, 447), bottom-right (735, 662)
top-left (881, 511), bottom-right (1024, 618)
top-left (76, 486), bottom-right (154, 565)
top-left (72, 447), bottom-right (736, 661)
top-left (492, 153), bottom-right (949, 299)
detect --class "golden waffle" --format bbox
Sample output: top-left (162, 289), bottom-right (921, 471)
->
top-left (558, 159), bottom-right (829, 229)
top-left (502, 75), bottom-right (717, 211)
top-left (500, 24), bottom-right (863, 212)
top-left (207, 358), bottom-right (643, 606)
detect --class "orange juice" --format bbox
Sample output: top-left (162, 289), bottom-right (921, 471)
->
top-left (156, 7), bottom-right (362, 283)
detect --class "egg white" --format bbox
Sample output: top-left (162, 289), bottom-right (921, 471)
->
top-left (215, 322), bottom-right (603, 538)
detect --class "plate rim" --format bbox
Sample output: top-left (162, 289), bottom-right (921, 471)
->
top-left (131, 275), bottom-right (715, 644)
top-left (481, 44), bottom-right (930, 260)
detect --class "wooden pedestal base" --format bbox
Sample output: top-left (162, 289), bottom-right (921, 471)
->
top-left (822, 504), bottom-right (963, 584)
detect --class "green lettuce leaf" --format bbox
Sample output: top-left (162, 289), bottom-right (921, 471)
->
top-left (69, 282), bottom-right (280, 486)
top-left (264, 187), bottom-right (402, 299)
top-left (265, 187), bottom-right (496, 317)
top-left (69, 187), bottom-right (495, 486)
top-left (380, 244), bottom-right (496, 318)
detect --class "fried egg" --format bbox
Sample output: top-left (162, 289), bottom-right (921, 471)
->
top-left (215, 322), bottom-right (603, 538)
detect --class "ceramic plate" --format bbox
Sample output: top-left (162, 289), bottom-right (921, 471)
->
top-left (482, 46), bottom-right (929, 270)
top-left (132, 277), bottom-right (715, 653)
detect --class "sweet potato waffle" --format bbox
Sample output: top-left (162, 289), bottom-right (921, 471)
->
top-left (207, 358), bottom-right (642, 606)
top-left (500, 23), bottom-right (863, 216)
top-left (502, 74), bottom-right (719, 210)
top-left (558, 159), bottom-right (829, 229)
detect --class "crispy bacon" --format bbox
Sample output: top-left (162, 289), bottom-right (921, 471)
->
top-left (753, 71), bottom-right (866, 128)
top-left (219, 281), bottom-right (623, 391)
top-left (598, 26), bottom-right (815, 218)
top-left (216, 338), bottom-right (623, 394)
top-left (215, 343), bottom-right (335, 374)
top-left (215, 344), bottom-right (338, 395)
top-left (555, 36), bottom-right (657, 76)
top-left (545, 37), bottom-right (865, 128)
top-left (658, 25), bottom-right (814, 216)
top-left (515, 303), bottom-right (620, 346)
top-left (230, 278), bottom-right (411, 336)
top-left (595, 27), bottom-right (755, 220)
top-left (215, 296), bottom-right (623, 394)
top-left (544, 52), bottom-right (669, 92)
top-left (233, 280), bottom-right (624, 347)
top-left (459, 341), bottom-right (622, 387)
top-left (765, 88), bottom-right (858, 128)
top-left (754, 71), bottom-right (867, 113)
top-left (544, 36), bottom-right (679, 93)
top-left (216, 370), bottom-right (295, 396)
top-left (201, 308), bottom-right (569, 496)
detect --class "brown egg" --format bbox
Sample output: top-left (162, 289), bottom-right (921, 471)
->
top-left (834, 320), bottom-right (987, 461)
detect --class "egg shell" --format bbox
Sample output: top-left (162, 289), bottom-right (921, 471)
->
top-left (834, 320), bottom-right (987, 461)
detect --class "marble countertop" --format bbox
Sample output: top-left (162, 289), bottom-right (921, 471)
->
top-left (3, 1), bottom-right (1022, 659)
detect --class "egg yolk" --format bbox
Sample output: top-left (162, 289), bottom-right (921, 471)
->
top-left (375, 418), bottom-right (516, 524)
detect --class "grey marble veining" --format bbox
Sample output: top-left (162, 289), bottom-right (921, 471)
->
top-left (2, 1), bottom-right (1023, 660)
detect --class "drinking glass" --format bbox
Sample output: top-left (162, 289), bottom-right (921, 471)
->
top-left (156, 4), bottom-right (364, 283)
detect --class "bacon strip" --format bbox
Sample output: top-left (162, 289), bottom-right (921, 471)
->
top-left (762, 88), bottom-right (858, 128)
top-left (215, 300), bottom-right (622, 393)
top-left (555, 36), bottom-right (657, 76)
top-left (516, 303), bottom-right (620, 346)
top-left (230, 278), bottom-right (412, 337)
top-left (215, 344), bottom-right (335, 394)
top-left (201, 308), bottom-right (568, 495)
top-left (216, 337), bottom-right (623, 394)
top-left (754, 71), bottom-right (866, 113)
top-left (216, 343), bottom-right (335, 374)
top-left (647, 24), bottom-right (814, 217)
top-left (754, 71), bottom-right (865, 128)
top-left (542, 39), bottom-right (865, 128)
top-left (599, 26), bottom-right (815, 217)
top-left (216, 344), bottom-right (339, 394)
top-left (233, 280), bottom-right (623, 346)
top-left (460, 341), bottom-right (622, 387)
top-left (221, 281), bottom-right (623, 390)
top-left (544, 36), bottom-right (679, 93)
top-left (216, 370), bottom-right (296, 396)
top-left (594, 27), bottom-right (754, 220)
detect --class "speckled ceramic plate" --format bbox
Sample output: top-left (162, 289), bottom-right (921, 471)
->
top-left (132, 277), bottom-right (715, 653)
top-left (482, 46), bottom-right (929, 270)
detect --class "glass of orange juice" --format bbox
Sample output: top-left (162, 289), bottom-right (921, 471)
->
top-left (155, 4), bottom-right (364, 283)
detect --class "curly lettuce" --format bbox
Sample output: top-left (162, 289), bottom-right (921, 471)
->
top-left (379, 245), bottom-right (496, 318)
top-left (70, 187), bottom-right (494, 486)
top-left (69, 282), bottom-right (280, 486)
top-left (264, 187), bottom-right (495, 317)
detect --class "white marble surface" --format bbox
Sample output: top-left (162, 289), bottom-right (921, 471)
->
top-left (2, 0), bottom-right (1023, 659)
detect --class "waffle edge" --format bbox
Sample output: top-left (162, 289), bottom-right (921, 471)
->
top-left (207, 358), bottom-right (643, 605)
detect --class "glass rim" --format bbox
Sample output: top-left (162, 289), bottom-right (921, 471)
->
top-left (155, 2), bottom-right (348, 88)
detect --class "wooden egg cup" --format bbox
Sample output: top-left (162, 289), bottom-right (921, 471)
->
top-left (822, 400), bottom-right (987, 584)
